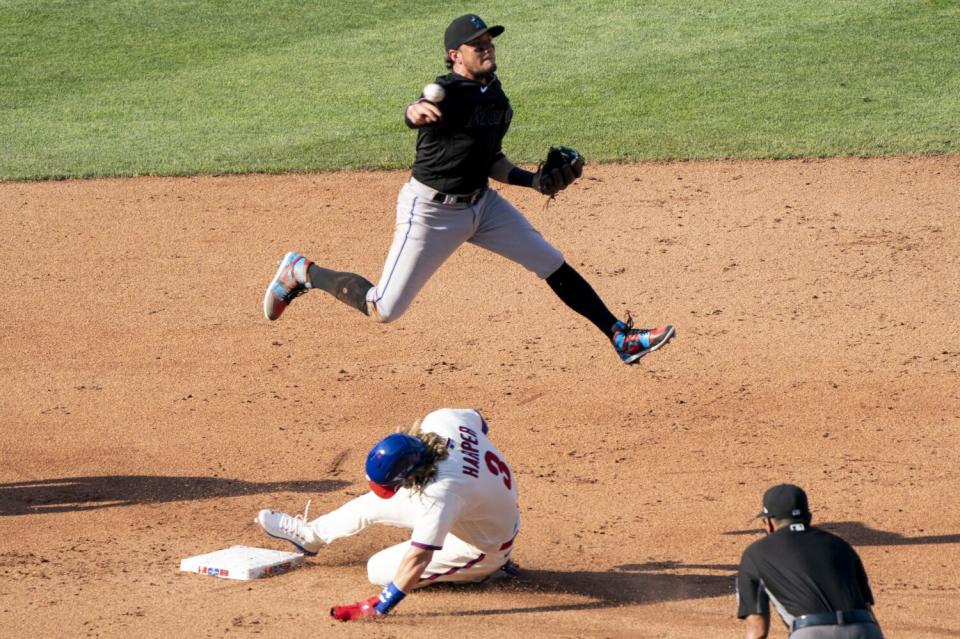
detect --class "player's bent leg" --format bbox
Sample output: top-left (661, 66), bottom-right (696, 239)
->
top-left (364, 291), bottom-right (396, 323)
top-left (309, 491), bottom-right (424, 545)
top-left (366, 542), bottom-right (409, 586)
top-left (263, 253), bottom-right (373, 320)
top-left (468, 189), bottom-right (565, 279)
top-left (611, 316), bottom-right (676, 364)
top-left (306, 264), bottom-right (373, 316)
top-left (255, 508), bottom-right (322, 555)
top-left (366, 182), bottom-right (474, 322)
top-left (546, 262), bottom-right (619, 333)
top-left (470, 192), bottom-right (676, 364)
top-left (366, 538), bottom-right (511, 588)
top-left (263, 252), bottom-right (312, 321)
top-left (419, 535), bottom-right (512, 587)
top-left (545, 263), bottom-right (677, 363)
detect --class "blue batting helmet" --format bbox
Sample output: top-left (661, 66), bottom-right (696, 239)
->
top-left (365, 433), bottom-right (427, 499)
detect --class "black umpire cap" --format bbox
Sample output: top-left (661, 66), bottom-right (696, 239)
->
top-left (757, 483), bottom-right (811, 519)
top-left (444, 14), bottom-right (504, 51)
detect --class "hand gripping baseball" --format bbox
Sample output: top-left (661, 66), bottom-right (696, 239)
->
top-left (533, 146), bottom-right (585, 196)
top-left (406, 100), bottom-right (442, 126)
top-left (330, 595), bottom-right (381, 622)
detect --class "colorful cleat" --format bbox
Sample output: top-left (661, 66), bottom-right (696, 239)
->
top-left (612, 316), bottom-right (675, 364)
top-left (263, 252), bottom-right (311, 320)
top-left (255, 508), bottom-right (320, 556)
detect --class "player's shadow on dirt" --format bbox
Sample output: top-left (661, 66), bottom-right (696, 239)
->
top-left (722, 521), bottom-right (960, 546)
top-left (0, 475), bottom-right (349, 516)
top-left (421, 561), bottom-right (735, 616)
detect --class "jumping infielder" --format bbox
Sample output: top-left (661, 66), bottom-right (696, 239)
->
top-left (255, 408), bottom-right (520, 621)
top-left (262, 14), bottom-right (674, 364)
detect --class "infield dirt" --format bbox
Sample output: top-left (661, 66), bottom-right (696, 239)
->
top-left (1, 157), bottom-right (958, 638)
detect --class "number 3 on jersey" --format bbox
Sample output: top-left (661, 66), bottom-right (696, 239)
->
top-left (484, 451), bottom-right (512, 490)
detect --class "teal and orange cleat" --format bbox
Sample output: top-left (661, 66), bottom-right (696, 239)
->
top-left (263, 251), bottom-right (311, 321)
top-left (612, 317), bottom-right (675, 364)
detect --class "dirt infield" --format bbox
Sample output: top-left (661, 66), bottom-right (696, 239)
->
top-left (1, 157), bottom-right (958, 638)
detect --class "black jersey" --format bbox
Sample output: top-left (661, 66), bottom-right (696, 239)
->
top-left (737, 523), bottom-right (875, 628)
top-left (409, 72), bottom-right (512, 194)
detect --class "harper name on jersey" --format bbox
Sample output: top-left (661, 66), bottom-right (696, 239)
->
top-left (458, 425), bottom-right (483, 478)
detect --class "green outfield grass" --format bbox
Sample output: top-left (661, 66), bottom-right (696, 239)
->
top-left (1, 0), bottom-right (957, 179)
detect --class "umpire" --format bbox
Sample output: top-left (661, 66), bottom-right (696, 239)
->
top-left (736, 484), bottom-right (884, 639)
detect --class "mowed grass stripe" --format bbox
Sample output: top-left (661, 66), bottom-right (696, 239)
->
top-left (1, 1), bottom-right (957, 179)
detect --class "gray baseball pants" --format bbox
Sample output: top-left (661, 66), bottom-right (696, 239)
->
top-left (365, 178), bottom-right (564, 322)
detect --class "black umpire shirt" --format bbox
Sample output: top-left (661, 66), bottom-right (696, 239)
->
top-left (737, 523), bottom-right (875, 629)
top-left (408, 72), bottom-right (512, 195)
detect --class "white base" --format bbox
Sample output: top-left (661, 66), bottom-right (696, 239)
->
top-left (180, 545), bottom-right (305, 580)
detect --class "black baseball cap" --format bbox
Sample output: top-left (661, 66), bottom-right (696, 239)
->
top-left (756, 483), bottom-right (811, 519)
top-left (444, 14), bottom-right (504, 51)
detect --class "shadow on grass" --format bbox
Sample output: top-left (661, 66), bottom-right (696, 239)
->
top-left (0, 475), bottom-right (349, 516)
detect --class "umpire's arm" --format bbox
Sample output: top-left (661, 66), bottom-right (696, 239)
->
top-left (743, 614), bottom-right (769, 639)
top-left (737, 553), bottom-right (771, 638)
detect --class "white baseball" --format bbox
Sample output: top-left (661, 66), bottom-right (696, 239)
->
top-left (423, 83), bottom-right (445, 103)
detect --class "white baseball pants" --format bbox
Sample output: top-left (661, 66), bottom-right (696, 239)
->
top-left (308, 491), bottom-right (514, 587)
top-left (366, 178), bottom-right (565, 322)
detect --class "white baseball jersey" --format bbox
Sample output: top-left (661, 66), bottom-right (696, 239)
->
top-left (307, 408), bottom-right (521, 586)
top-left (408, 408), bottom-right (520, 552)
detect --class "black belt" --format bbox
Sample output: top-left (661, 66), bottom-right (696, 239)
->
top-left (792, 609), bottom-right (877, 632)
top-left (431, 187), bottom-right (486, 205)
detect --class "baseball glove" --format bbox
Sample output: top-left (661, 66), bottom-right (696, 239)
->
top-left (533, 146), bottom-right (585, 196)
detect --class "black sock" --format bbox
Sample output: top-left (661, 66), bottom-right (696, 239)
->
top-left (546, 262), bottom-right (619, 337)
top-left (307, 264), bottom-right (373, 316)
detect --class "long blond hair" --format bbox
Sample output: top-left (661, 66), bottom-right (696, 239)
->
top-left (399, 419), bottom-right (450, 493)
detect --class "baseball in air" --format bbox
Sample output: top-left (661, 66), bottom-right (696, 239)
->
top-left (423, 83), bottom-right (445, 103)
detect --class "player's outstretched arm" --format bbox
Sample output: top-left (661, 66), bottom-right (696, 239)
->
top-left (489, 154), bottom-right (534, 187)
top-left (391, 544), bottom-right (434, 592)
top-left (404, 99), bottom-right (442, 128)
top-left (330, 545), bottom-right (434, 621)
top-left (489, 148), bottom-right (584, 195)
